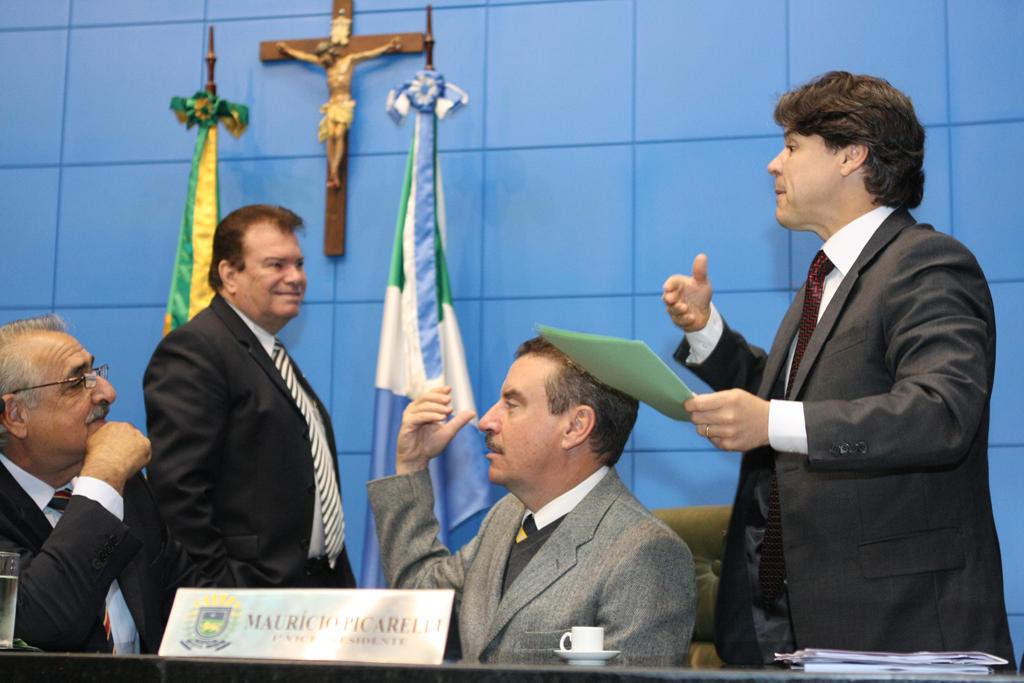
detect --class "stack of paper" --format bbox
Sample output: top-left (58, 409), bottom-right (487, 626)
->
top-left (775, 648), bottom-right (1009, 674)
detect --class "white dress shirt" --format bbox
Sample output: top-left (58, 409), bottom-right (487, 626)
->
top-left (224, 301), bottom-right (329, 559)
top-left (685, 205), bottom-right (897, 453)
top-left (523, 465), bottom-right (610, 530)
top-left (0, 453), bottom-right (139, 653)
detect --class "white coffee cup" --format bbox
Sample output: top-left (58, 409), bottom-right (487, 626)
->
top-left (559, 626), bottom-right (604, 652)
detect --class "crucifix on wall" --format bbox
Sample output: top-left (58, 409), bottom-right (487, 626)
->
top-left (260, 0), bottom-right (424, 255)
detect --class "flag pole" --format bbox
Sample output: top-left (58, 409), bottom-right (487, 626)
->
top-left (363, 11), bottom-right (485, 587)
top-left (163, 27), bottom-right (248, 335)
top-left (206, 26), bottom-right (217, 95)
top-left (424, 5), bottom-right (434, 70)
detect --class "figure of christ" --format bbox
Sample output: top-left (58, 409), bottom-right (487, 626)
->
top-left (277, 11), bottom-right (401, 189)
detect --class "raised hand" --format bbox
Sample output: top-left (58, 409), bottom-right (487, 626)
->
top-left (396, 386), bottom-right (475, 475)
top-left (80, 422), bottom-right (152, 494)
top-left (662, 253), bottom-right (713, 332)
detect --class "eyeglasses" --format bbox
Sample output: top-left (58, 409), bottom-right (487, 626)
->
top-left (9, 364), bottom-right (109, 394)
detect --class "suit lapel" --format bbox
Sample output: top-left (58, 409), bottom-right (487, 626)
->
top-left (481, 470), bottom-right (624, 649)
top-left (211, 296), bottom-right (302, 419)
top-left (283, 348), bottom-right (341, 486)
top-left (117, 552), bottom-right (149, 647)
top-left (759, 294), bottom-right (804, 398)
top-left (477, 500), bottom-right (523, 639)
top-left (292, 366), bottom-right (340, 474)
top-left (786, 209), bottom-right (916, 399)
top-left (0, 465), bottom-right (53, 549)
top-left (211, 297), bottom-right (337, 463)
top-left (115, 493), bottom-right (153, 649)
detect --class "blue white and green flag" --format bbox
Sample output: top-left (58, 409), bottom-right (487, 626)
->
top-left (362, 71), bottom-right (487, 586)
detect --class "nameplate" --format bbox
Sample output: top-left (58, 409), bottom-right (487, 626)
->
top-left (159, 588), bottom-right (454, 664)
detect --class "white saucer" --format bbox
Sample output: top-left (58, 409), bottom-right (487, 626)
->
top-left (553, 649), bottom-right (621, 666)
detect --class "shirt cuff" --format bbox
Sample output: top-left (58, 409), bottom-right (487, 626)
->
top-left (72, 477), bottom-right (124, 521)
top-left (683, 304), bottom-right (724, 365)
top-left (768, 399), bottom-right (809, 454)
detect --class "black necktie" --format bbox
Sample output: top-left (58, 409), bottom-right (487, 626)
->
top-left (515, 514), bottom-right (537, 544)
top-left (760, 250), bottom-right (834, 610)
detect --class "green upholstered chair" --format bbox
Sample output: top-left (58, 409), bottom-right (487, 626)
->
top-left (653, 504), bottom-right (731, 668)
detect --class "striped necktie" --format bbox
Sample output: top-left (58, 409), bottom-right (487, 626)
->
top-left (47, 487), bottom-right (73, 511)
top-left (515, 514), bottom-right (536, 544)
top-left (48, 487), bottom-right (115, 652)
top-left (272, 341), bottom-right (345, 563)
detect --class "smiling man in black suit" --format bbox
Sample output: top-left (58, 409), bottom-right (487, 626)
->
top-left (144, 204), bottom-right (355, 589)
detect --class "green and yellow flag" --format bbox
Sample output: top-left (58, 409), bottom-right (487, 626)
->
top-left (163, 92), bottom-right (248, 335)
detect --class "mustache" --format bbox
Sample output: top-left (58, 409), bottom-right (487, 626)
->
top-left (484, 436), bottom-right (503, 454)
top-left (86, 403), bottom-right (110, 424)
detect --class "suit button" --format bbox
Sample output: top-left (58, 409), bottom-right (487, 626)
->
top-left (839, 443), bottom-right (850, 455)
top-left (299, 538), bottom-right (310, 551)
top-left (92, 559), bottom-right (104, 570)
top-left (855, 441), bottom-right (867, 454)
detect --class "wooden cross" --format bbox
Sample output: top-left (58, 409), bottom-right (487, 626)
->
top-left (260, 0), bottom-right (424, 256)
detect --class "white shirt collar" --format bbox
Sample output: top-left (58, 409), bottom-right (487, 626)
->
top-left (528, 465), bottom-right (610, 530)
top-left (821, 205), bottom-right (896, 277)
top-left (225, 299), bottom-right (277, 358)
top-left (0, 452), bottom-right (65, 513)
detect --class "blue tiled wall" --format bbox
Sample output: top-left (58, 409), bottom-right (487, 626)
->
top-left (2, 0), bottom-right (1021, 657)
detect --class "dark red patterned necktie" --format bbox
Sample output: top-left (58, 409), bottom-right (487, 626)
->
top-left (760, 250), bottom-right (834, 610)
top-left (47, 487), bottom-right (73, 511)
top-left (785, 251), bottom-right (835, 400)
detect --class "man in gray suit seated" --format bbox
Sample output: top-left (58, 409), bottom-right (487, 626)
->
top-left (368, 337), bottom-right (696, 666)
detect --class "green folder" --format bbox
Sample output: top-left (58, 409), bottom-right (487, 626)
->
top-left (537, 324), bottom-right (694, 422)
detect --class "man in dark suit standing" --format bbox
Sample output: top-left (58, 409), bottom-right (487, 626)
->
top-left (0, 314), bottom-right (206, 652)
top-left (663, 72), bottom-right (1014, 664)
top-left (144, 204), bottom-right (355, 588)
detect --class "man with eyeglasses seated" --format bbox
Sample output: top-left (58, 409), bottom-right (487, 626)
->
top-left (0, 314), bottom-right (208, 653)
